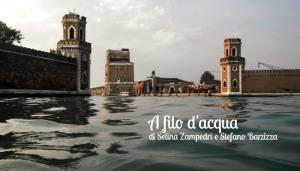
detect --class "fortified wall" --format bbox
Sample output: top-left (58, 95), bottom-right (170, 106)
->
top-left (0, 43), bottom-right (77, 93)
top-left (0, 12), bottom-right (91, 96)
top-left (242, 70), bottom-right (300, 93)
top-left (220, 38), bottom-right (300, 96)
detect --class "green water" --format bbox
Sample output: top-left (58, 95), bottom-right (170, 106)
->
top-left (0, 96), bottom-right (299, 171)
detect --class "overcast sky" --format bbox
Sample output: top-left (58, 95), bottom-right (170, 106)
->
top-left (1, 0), bottom-right (300, 87)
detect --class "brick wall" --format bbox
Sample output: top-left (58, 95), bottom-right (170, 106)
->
top-left (242, 70), bottom-right (300, 93)
top-left (0, 43), bottom-right (77, 91)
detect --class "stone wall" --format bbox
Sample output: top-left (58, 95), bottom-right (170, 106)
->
top-left (242, 70), bottom-right (300, 93)
top-left (0, 43), bottom-right (77, 91)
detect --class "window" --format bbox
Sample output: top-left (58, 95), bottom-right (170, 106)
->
top-left (233, 79), bottom-right (237, 88)
top-left (226, 49), bottom-right (229, 57)
top-left (223, 67), bottom-right (226, 71)
top-left (232, 67), bottom-right (238, 71)
top-left (223, 80), bottom-right (227, 87)
top-left (69, 27), bottom-right (75, 39)
top-left (232, 48), bottom-right (236, 56)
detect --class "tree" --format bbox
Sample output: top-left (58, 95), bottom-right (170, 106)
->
top-left (49, 49), bottom-right (62, 55)
top-left (0, 21), bottom-right (23, 44)
top-left (200, 71), bottom-right (215, 84)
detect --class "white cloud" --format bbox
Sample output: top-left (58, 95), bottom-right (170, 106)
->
top-left (1, 0), bottom-right (299, 87)
top-left (95, 0), bottom-right (165, 30)
top-left (152, 29), bottom-right (185, 45)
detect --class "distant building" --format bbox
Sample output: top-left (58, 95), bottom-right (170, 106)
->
top-left (91, 86), bottom-right (105, 96)
top-left (134, 71), bottom-right (194, 95)
top-left (105, 49), bottom-right (134, 96)
top-left (199, 80), bottom-right (221, 93)
top-left (220, 38), bottom-right (300, 96)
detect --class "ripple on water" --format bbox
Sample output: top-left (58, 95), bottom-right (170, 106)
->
top-left (0, 96), bottom-right (300, 171)
top-left (102, 119), bottom-right (138, 126)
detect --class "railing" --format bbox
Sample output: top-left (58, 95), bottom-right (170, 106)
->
top-left (57, 40), bottom-right (91, 47)
top-left (220, 57), bottom-right (245, 63)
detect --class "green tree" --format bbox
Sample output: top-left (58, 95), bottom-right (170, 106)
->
top-left (49, 49), bottom-right (62, 55)
top-left (200, 71), bottom-right (215, 84)
top-left (0, 21), bottom-right (23, 44)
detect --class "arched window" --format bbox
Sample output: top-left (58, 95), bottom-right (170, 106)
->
top-left (80, 29), bottom-right (83, 41)
top-left (223, 80), bottom-right (227, 87)
top-left (233, 79), bottom-right (237, 88)
top-left (232, 48), bottom-right (236, 56)
top-left (226, 49), bottom-right (229, 57)
top-left (69, 27), bottom-right (75, 39)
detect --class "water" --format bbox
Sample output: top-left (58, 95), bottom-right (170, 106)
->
top-left (0, 96), bottom-right (299, 171)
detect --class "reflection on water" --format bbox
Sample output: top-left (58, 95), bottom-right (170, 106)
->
top-left (0, 97), bottom-right (97, 125)
top-left (0, 131), bottom-right (97, 167)
top-left (0, 96), bottom-right (299, 171)
top-left (0, 97), bottom-right (99, 168)
top-left (102, 119), bottom-right (138, 126)
top-left (103, 97), bottom-right (136, 113)
top-left (220, 97), bottom-right (250, 123)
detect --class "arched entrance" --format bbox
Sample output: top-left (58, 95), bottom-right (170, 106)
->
top-left (169, 86), bottom-right (175, 94)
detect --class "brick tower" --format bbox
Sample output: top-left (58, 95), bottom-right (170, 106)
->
top-left (220, 38), bottom-right (245, 95)
top-left (105, 49), bottom-right (134, 96)
top-left (57, 12), bottom-right (91, 94)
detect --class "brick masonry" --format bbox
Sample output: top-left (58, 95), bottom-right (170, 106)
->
top-left (105, 49), bottom-right (134, 96)
top-left (220, 38), bottom-right (300, 95)
top-left (0, 43), bottom-right (77, 91)
top-left (242, 70), bottom-right (300, 93)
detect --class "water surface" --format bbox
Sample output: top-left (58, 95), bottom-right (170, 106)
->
top-left (0, 96), bottom-right (299, 171)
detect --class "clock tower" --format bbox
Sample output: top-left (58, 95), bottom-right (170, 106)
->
top-left (57, 12), bottom-right (91, 94)
top-left (220, 38), bottom-right (245, 95)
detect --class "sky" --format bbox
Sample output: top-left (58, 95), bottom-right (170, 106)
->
top-left (1, 0), bottom-right (300, 87)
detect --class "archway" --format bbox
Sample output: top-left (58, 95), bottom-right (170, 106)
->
top-left (232, 48), bottom-right (236, 56)
top-left (69, 27), bottom-right (75, 39)
top-left (223, 80), bottom-right (227, 87)
top-left (233, 79), bottom-right (237, 88)
top-left (169, 86), bottom-right (175, 94)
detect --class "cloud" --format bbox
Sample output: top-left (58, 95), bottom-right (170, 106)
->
top-left (152, 29), bottom-right (185, 45)
top-left (1, 0), bottom-right (299, 87)
top-left (95, 0), bottom-right (165, 30)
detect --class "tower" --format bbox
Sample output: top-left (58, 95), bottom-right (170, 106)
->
top-left (105, 49), bottom-right (134, 96)
top-left (57, 12), bottom-right (91, 93)
top-left (220, 38), bottom-right (245, 95)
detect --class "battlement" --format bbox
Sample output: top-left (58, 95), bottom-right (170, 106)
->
top-left (224, 38), bottom-right (241, 43)
top-left (243, 69), bottom-right (300, 74)
top-left (106, 49), bottom-right (130, 62)
top-left (62, 13), bottom-right (86, 23)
